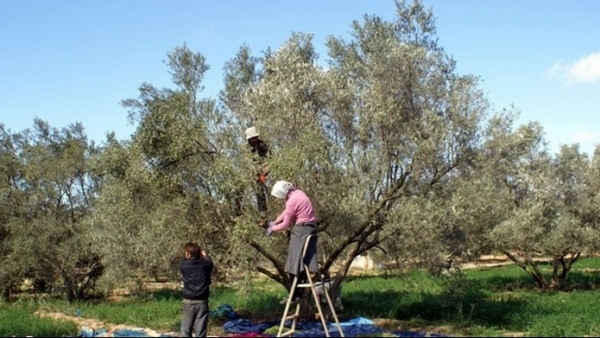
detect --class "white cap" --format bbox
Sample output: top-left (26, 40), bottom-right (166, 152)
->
top-left (245, 127), bottom-right (259, 140)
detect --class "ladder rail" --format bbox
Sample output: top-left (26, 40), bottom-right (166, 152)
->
top-left (315, 271), bottom-right (344, 334)
top-left (277, 274), bottom-right (300, 336)
top-left (276, 234), bottom-right (345, 337)
top-left (304, 263), bottom-right (330, 337)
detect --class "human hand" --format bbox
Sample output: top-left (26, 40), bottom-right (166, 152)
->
top-left (201, 250), bottom-right (207, 257)
top-left (257, 173), bottom-right (267, 183)
top-left (266, 222), bottom-right (275, 236)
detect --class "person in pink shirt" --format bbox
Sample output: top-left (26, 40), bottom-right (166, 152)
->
top-left (267, 181), bottom-right (318, 304)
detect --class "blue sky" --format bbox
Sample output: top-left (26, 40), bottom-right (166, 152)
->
top-left (2, 0), bottom-right (599, 155)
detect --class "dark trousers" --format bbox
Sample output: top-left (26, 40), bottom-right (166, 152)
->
top-left (256, 182), bottom-right (267, 213)
top-left (181, 300), bottom-right (208, 337)
top-left (232, 182), bottom-right (267, 216)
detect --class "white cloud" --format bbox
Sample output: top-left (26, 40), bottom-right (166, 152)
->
top-left (571, 130), bottom-right (598, 143)
top-left (547, 125), bottom-right (600, 156)
top-left (547, 51), bottom-right (600, 85)
top-left (565, 128), bottom-right (600, 155)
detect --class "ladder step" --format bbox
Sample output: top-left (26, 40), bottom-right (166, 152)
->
top-left (298, 281), bottom-right (327, 288)
top-left (278, 235), bottom-right (346, 337)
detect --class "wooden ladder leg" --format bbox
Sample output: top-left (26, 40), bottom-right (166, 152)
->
top-left (278, 234), bottom-right (324, 337)
top-left (317, 272), bottom-right (345, 337)
top-left (305, 265), bottom-right (331, 337)
top-left (277, 274), bottom-right (300, 337)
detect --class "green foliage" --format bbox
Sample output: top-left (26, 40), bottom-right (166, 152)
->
top-left (90, 44), bottom-right (239, 289)
top-left (216, 0), bottom-right (500, 300)
top-left (3, 0), bottom-right (600, 304)
top-left (0, 120), bottom-right (102, 300)
top-left (483, 142), bottom-right (597, 289)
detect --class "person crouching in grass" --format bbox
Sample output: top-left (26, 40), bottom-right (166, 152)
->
top-left (180, 242), bottom-right (214, 337)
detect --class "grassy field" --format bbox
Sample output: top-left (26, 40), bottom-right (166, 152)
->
top-left (0, 300), bottom-right (77, 337)
top-left (4, 257), bottom-right (600, 337)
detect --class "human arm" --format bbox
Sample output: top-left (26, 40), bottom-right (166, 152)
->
top-left (271, 198), bottom-right (296, 232)
top-left (201, 250), bottom-right (212, 263)
top-left (273, 195), bottom-right (293, 224)
top-left (201, 251), bottom-right (214, 276)
top-left (271, 213), bottom-right (293, 232)
top-left (256, 162), bottom-right (270, 183)
top-left (274, 211), bottom-right (285, 224)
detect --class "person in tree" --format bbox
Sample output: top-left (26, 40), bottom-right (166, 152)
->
top-left (245, 126), bottom-right (270, 213)
top-left (180, 242), bottom-right (213, 337)
top-left (266, 181), bottom-right (318, 304)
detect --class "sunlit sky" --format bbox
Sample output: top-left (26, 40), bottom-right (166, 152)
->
top-left (2, 0), bottom-right (599, 155)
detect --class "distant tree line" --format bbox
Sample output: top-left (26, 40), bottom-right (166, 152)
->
top-left (1, 0), bottom-right (599, 303)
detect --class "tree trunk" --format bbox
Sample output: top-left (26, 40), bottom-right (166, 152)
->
top-left (61, 268), bottom-right (83, 301)
top-left (2, 285), bottom-right (14, 302)
top-left (503, 251), bottom-right (547, 289)
top-left (528, 259), bottom-right (548, 290)
top-left (64, 280), bottom-right (76, 302)
top-left (63, 272), bottom-right (78, 302)
top-left (549, 252), bottom-right (580, 290)
top-left (298, 293), bottom-right (315, 322)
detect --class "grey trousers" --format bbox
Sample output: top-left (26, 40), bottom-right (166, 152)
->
top-left (181, 300), bottom-right (209, 337)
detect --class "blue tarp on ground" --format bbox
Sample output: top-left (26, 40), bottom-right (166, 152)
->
top-left (75, 327), bottom-right (177, 337)
top-left (278, 317), bottom-right (386, 337)
top-left (223, 314), bottom-right (447, 337)
top-left (210, 303), bottom-right (240, 320)
top-left (223, 318), bottom-right (275, 335)
top-left (109, 329), bottom-right (150, 337)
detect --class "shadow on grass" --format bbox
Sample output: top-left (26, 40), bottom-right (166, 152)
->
top-left (147, 285), bottom-right (283, 322)
top-left (471, 272), bottom-right (538, 292)
top-left (562, 270), bottom-right (600, 290)
top-left (469, 266), bottom-right (600, 292)
top-left (148, 288), bottom-right (182, 301)
top-left (344, 279), bottom-right (530, 331)
top-left (149, 284), bottom-right (239, 301)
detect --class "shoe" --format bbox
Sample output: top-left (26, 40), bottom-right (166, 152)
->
top-left (279, 296), bottom-right (301, 305)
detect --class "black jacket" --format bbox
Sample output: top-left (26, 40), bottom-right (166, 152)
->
top-left (180, 255), bottom-right (213, 301)
top-left (251, 139), bottom-right (269, 159)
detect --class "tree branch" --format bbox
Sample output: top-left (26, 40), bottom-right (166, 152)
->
top-left (503, 250), bottom-right (546, 289)
top-left (321, 171), bottom-right (407, 272)
top-left (249, 240), bottom-right (289, 286)
top-left (256, 266), bottom-right (284, 285)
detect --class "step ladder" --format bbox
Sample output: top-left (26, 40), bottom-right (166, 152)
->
top-left (277, 234), bottom-right (345, 337)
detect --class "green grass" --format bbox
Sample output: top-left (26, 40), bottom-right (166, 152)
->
top-left (4, 257), bottom-right (600, 337)
top-left (42, 297), bottom-right (184, 332)
top-left (0, 300), bottom-right (77, 337)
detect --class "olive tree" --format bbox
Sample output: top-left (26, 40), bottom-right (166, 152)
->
top-left (1, 120), bottom-right (102, 301)
top-left (0, 124), bottom-right (24, 300)
top-left (87, 44), bottom-right (242, 292)
top-left (440, 111), bottom-right (599, 290)
top-left (220, 0), bottom-right (494, 308)
top-left (488, 141), bottom-right (597, 290)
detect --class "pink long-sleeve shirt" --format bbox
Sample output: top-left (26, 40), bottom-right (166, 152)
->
top-left (271, 189), bottom-right (316, 232)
